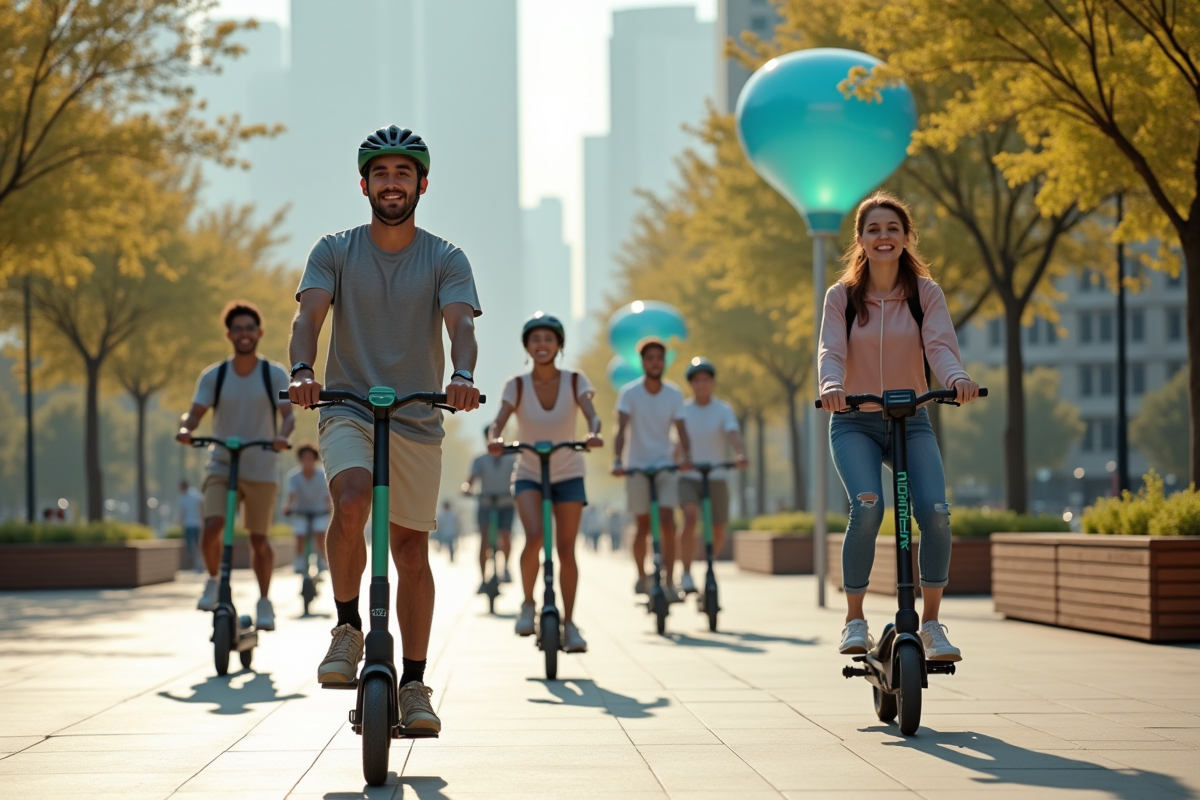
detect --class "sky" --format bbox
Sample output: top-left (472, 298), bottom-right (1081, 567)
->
top-left (212, 0), bottom-right (717, 314)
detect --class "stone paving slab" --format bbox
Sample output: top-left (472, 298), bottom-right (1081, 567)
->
top-left (0, 539), bottom-right (1197, 799)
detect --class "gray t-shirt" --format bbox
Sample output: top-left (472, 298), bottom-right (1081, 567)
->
top-left (193, 359), bottom-right (291, 483)
top-left (296, 225), bottom-right (482, 444)
top-left (470, 453), bottom-right (516, 507)
top-left (286, 466), bottom-right (330, 514)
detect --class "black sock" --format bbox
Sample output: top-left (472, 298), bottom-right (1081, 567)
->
top-left (400, 657), bottom-right (426, 687)
top-left (335, 596), bottom-right (361, 631)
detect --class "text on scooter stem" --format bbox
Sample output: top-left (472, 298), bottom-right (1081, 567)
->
top-left (896, 471), bottom-right (911, 551)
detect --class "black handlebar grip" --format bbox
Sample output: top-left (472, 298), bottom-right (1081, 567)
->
top-left (979, 388), bottom-right (988, 397)
top-left (813, 399), bottom-right (823, 409)
top-left (279, 390), bottom-right (288, 399)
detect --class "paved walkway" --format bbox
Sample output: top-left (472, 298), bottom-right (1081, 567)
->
top-left (1, 541), bottom-right (1198, 799)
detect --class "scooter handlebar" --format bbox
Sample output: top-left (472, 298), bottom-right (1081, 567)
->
top-left (501, 440), bottom-right (591, 455)
top-left (813, 387), bottom-right (988, 410)
top-left (279, 389), bottom-right (486, 412)
top-left (188, 437), bottom-right (280, 451)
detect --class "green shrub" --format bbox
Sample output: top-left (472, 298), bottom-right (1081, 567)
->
top-left (748, 512), bottom-right (850, 534)
top-left (164, 523), bottom-right (293, 539)
top-left (1082, 471), bottom-right (1200, 536)
top-left (1149, 488), bottom-right (1200, 535)
top-left (0, 522), bottom-right (155, 544)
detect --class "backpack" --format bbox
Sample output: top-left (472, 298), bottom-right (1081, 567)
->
top-left (212, 358), bottom-right (278, 435)
top-left (844, 293), bottom-right (931, 386)
top-left (513, 371), bottom-right (579, 411)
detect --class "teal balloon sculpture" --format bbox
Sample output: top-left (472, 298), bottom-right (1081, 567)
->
top-left (608, 300), bottom-right (687, 366)
top-left (607, 356), bottom-right (643, 391)
top-left (735, 48), bottom-right (917, 233)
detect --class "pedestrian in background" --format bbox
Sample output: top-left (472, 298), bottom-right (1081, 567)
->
top-left (177, 481), bottom-right (204, 573)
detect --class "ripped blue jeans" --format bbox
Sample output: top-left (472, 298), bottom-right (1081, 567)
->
top-left (829, 408), bottom-right (952, 594)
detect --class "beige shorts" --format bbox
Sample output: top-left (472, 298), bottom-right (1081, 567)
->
top-left (202, 474), bottom-right (278, 534)
top-left (679, 477), bottom-right (730, 526)
top-left (625, 471), bottom-right (679, 515)
top-left (319, 416), bottom-right (442, 532)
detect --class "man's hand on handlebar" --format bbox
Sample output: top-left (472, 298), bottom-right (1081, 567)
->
top-left (820, 387), bottom-right (848, 413)
top-left (584, 432), bottom-right (604, 450)
top-left (289, 369), bottom-right (322, 408)
top-left (487, 436), bottom-right (505, 456)
top-left (175, 428), bottom-right (193, 445)
top-left (735, 453), bottom-right (749, 469)
top-left (952, 378), bottom-right (981, 405)
top-left (445, 376), bottom-right (481, 411)
top-left (272, 435), bottom-right (290, 452)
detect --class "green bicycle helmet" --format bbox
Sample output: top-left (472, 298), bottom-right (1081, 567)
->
top-left (522, 312), bottom-right (565, 346)
top-left (686, 356), bottom-right (716, 379)
top-left (358, 126), bottom-right (430, 177)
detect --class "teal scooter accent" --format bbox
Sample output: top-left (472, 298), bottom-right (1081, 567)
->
top-left (690, 461), bottom-right (739, 632)
top-left (624, 465), bottom-right (681, 635)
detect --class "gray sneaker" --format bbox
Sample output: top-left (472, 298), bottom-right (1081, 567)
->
top-left (563, 621), bottom-right (588, 653)
top-left (664, 584), bottom-right (684, 604)
top-left (318, 624), bottom-right (363, 685)
top-left (515, 602), bottom-right (536, 636)
top-left (680, 573), bottom-right (697, 594)
top-left (197, 577), bottom-right (219, 611)
top-left (634, 575), bottom-right (648, 595)
top-left (839, 619), bottom-right (872, 655)
top-left (255, 597), bottom-right (275, 631)
top-left (399, 681), bottom-right (441, 736)
top-left (920, 621), bottom-right (963, 662)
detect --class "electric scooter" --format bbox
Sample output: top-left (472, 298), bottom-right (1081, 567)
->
top-left (283, 387), bottom-right (484, 787)
top-left (186, 436), bottom-right (280, 676)
top-left (479, 494), bottom-right (504, 615)
top-left (624, 465), bottom-right (680, 636)
top-left (292, 510), bottom-right (321, 617)
top-left (503, 440), bottom-right (590, 680)
top-left (817, 386), bottom-right (987, 736)
top-left (690, 461), bottom-right (739, 633)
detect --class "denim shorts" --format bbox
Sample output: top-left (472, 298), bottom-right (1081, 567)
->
top-left (514, 477), bottom-right (588, 505)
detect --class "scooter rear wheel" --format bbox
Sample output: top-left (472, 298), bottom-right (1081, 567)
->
top-left (213, 615), bottom-right (232, 677)
top-left (654, 594), bottom-right (668, 635)
top-left (704, 588), bottom-right (719, 632)
top-left (361, 675), bottom-right (392, 787)
top-left (896, 642), bottom-right (923, 735)
top-left (301, 576), bottom-right (316, 616)
top-left (542, 615), bottom-right (560, 680)
top-left (873, 685), bottom-right (897, 722)
top-left (239, 647), bottom-right (253, 670)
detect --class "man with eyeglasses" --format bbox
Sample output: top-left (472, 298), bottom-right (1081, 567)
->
top-left (177, 301), bottom-right (294, 630)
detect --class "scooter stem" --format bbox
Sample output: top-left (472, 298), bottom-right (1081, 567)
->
top-left (892, 416), bottom-right (919, 635)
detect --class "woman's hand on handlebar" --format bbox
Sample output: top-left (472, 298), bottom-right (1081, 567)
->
top-left (289, 372), bottom-right (322, 408)
top-left (952, 378), bottom-right (981, 405)
top-left (735, 453), bottom-right (749, 469)
top-left (175, 428), bottom-right (193, 445)
top-left (584, 432), bottom-right (604, 450)
top-left (820, 387), bottom-right (848, 413)
top-left (487, 436), bottom-right (505, 456)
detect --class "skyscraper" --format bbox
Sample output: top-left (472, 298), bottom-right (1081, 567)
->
top-left (716, 0), bottom-right (782, 113)
top-left (583, 7), bottom-right (714, 330)
top-left (522, 199), bottom-right (573, 342)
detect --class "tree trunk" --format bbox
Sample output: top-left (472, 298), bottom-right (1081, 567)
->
top-left (85, 358), bottom-right (103, 521)
top-left (755, 411), bottom-right (766, 515)
top-left (736, 411), bottom-right (749, 519)
top-left (1182, 231), bottom-right (1200, 487)
top-left (785, 387), bottom-right (806, 511)
top-left (1003, 303), bottom-right (1028, 512)
top-left (135, 391), bottom-right (148, 525)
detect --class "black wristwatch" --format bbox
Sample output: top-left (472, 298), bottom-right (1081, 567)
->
top-left (290, 362), bottom-right (313, 378)
top-left (451, 369), bottom-right (474, 384)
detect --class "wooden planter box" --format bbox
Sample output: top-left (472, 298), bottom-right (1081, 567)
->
top-left (992, 533), bottom-right (1200, 643)
top-left (735, 531), bottom-right (814, 574)
top-left (179, 537), bottom-right (296, 571)
top-left (0, 540), bottom-right (182, 590)
top-left (826, 534), bottom-right (992, 595)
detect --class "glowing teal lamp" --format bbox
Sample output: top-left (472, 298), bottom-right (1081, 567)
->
top-left (607, 300), bottom-right (688, 366)
top-left (735, 48), bottom-right (917, 607)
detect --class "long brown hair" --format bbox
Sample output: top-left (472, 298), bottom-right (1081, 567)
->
top-left (838, 191), bottom-right (931, 328)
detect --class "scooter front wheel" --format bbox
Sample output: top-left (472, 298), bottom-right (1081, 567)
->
top-left (212, 615), bottom-right (232, 677)
top-left (896, 642), bottom-right (923, 735)
top-left (654, 594), bottom-right (668, 635)
top-left (704, 589), bottom-right (719, 633)
top-left (541, 615), bottom-right (560, 680)
top-left (361, 676), bottom-right (392, 786)
top-left (301, 576), bottom-right (316, 616)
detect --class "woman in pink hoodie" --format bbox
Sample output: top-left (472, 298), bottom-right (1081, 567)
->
top-left (818, 192), bottom-right (980, 662)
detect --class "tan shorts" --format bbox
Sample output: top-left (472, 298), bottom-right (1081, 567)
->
top-left (319, 416), bottom-right (442, 532)
top-left (202, 474), bottom-right (278, 534)
top-left (679, 477), bottom-right (730, 526)
top-left (625, 471), bottom-right (679, 515)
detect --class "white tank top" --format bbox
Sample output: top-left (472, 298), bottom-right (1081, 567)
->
top-left (501, 371), bottom-right (595, 484)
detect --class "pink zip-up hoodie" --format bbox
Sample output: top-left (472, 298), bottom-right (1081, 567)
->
top-left (818, 277), bottom-right (970, 410)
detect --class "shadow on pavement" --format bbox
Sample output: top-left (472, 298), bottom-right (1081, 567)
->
top-left (323, 774), bottom-right (430, 800)
top-left (157, 670), bottom-right (305, 715)
top-left (528, 678), bottom-right (669, 718)
top-left (881, 728), bottom-right (1188, 799)
top-left (713, 630), bottom-right (818, 647)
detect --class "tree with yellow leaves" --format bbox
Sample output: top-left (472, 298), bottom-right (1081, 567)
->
top-left (840, 0), bottom-right (1200, 486)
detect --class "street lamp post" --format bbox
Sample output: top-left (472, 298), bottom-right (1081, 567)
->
top-left (735, 48), bottom-right (917, 607)
top-left (1115, 194), bottom-right (1130, 495)
top-left (24, 276), bottom-right (35, 523)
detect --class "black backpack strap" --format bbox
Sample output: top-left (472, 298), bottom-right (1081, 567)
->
top-left (514, 376), bottom-right (522, 410)
top-left (844, 303), bottom-right (857, 340)
top-left (572, 371), bottom-right (579, 405)
top-left (260, 359), bottom-right (278, 436)
top-left (212, 360), bottom-right (228, 411)
top-left (907, 292), bottom-right (932, 387)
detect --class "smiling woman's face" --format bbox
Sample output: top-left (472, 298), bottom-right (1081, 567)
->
top-left (858, 206), bottom-right (909, 266)
top-left (526, 327), bottom-right (560, 365)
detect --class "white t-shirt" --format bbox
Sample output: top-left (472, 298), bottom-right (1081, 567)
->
top-left (178, 488), bottom-right (203, 528)
top-left (680, 398), bottom-right (740, 481)
top-left (286, 466), bottom-right (330, 514)
top-left (616, 378), bottom-right (685, 470)
top-left (501, 370), bottom-right (595, 484)
top-left (470, 453), bottom-right (516, 507)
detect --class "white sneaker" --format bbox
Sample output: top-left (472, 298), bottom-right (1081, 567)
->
top-left (680, 573), bottom-right (697, 594)
top-left (515, 602), bottom-right (536, 636)
top-left (563, 621), bottom-right (588, 653)
top-left (255, 597), bottom-right (275, 631)
top-left (293, 555), bottom-right (307, 574)
top-left (197, 577), bottom-right (219, 611)
top-left (501, 567), bottom-right (513, 583)
top-left (634, 576), bottom-right (649, 595)
top-left (920, 621), bottom-right (962, 662)
top-left (664, 584), bottom-right (684, 604)
top-left (839, 619), bottom-right (872, 655)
